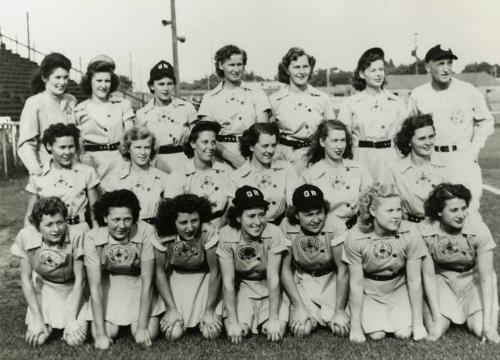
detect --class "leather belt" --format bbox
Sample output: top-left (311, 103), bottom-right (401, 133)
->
top-left (158, 144), bottom-right (184, 154)
top-left (358, 140), bottom-right (392, 149)
top-left (406, 213), bottom-right (425, 223)
top-left (216, 134), bottom-right (238, 143)
top-left (297, 264), bottom-right (336, 277)
top-left (83, 142), bottom-right (120, 152)
top-left (279, 136), bottom-right (310, 149)
top-left (438, 261), bottom-right (475, 273)
top-left (66, 215), bottom-right (80, 225)
top-left (345, 214), bottom-right (358, 229)
top-left (434, 145), bottom-right (458, 153)
top-left (364, 268), bottom-right (404, 281)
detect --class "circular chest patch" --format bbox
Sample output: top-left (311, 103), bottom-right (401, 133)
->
top-left (107, 244), bottom-right (130, 263)
top-left (174, 241), bottom-right (197, 257)
top-left (198, 175), bottom-right (215, 192)
top-left (299, 237), bottom-right (321, 255)
top-left (255, 174), bottom-right (272, 189)
top-left (372, 241), bottom-right (393, 259)
top-left (438, 237), bottom-right (460, 256)
top-left (415, 170), bottom-right (432, 186)
top-left (237, 245), bottom-right (258, 261)
top-left (329, 175), bottom-right (346, 190)
top-left (39, 250), bottom-right (65, 267)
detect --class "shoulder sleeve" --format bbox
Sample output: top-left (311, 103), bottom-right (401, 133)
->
top-left (164, 171), bottom-right (185, 198)
top-left (10, 229), bottom-right (28, 258)
top-left (135, 107), bottom-right (146, 125)
top-left (360, 164), bottom-right (374, 191)
top-left (322, 94), bottom-right (335, 119)
top-left (83, 230), bottom-right (101, 267)
top-left (405, 225), bottom-right (429, 260)
top-left (203, 225), bottom-right (220, 250)
top-left (70, 230), bottom-right (85, 260)
top-left (215, 229), bottom-right (233, 259)
top-left (473, 222), bottom-right (496, 255)
top-left (139, 225), bottom-right (156, 262)
top-left (197, 94), bottom-right (212, 119)
top-left (121, 99), bottom-right (135, 122)
top-left (268, 226), bottom-right (288, 254)
top-left (185, 101), bottom-right (199, 126)
top-left (85, 165), bottom-right (100, 189)
top-left (330, 217), bottom-right (348, 247)
top-left (25, 175), bottom-right (38, 194)
top-left (253, 88), bottom-right (271, 114)
top-left (18, 95), bottom-right (40, 146)
top-left (341, 231), bottom-right (362, 265)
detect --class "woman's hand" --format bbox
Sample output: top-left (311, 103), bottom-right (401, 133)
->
top-left (413, 323), bottom-right (428, 341)
top-left (63, 320), bottom-right (87, 346)
top-left (349, 327), bottom-right (366, 343)
top-left (134, 328), bottom-right (152, 348)
top-left (427, 318), bottom-right (444, 341)
top-left (160, 310), bottom-right (183, 338)
top-left (200, 311), bottom-right (222, 340)
top-left (263, 319), bottom-right (282, 342)
top-left (290, 306), bottom-right (310, 337)
top-left (226, 320), bottom-right (245, 344)
top-left (330, 310), bottom-right (351, 337)
top-left (94, 334), bottom-right (113, 350)
top-left (26, 317), bottom-right (49, 347)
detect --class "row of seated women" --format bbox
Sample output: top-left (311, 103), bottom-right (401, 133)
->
top-left (13, 180), bottom-right (499, 349)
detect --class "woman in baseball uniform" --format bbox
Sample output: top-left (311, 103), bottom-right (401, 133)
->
top-left (75, 56), bottom-right (134, 183)
top-left (303, 120), bottom-right (372, 229)
top-left (153, 194), bottom-right (222, 341)
top-left (165, 121), bottom-right (233, 228)
top-left (198, 45), bottom-right (271, 169)
top-left (343, 183), bottom-right (428, 343)
top-left (384, 114), bottom-right (448, 223)
top-left (217, 186), bottom-right (289, 343)
top-left (18, 53), bottom-right (77, 175)
top-left (419, 183), bottom-right (500, 343)
top-left (24, 123), bottom-right (99, 232)
top-left (136, 60), bottom-right (197, 173)
top-left (11, 197), bottom-right (87, 347)
top-left (83, 190), bottom-right (163, 349)
top-left (270, 47), bottom-right (334, 174)
top-left (230, 122), bottom-right (300, 225)
top-left (338, 48), bottom-right (406, 182)
top-left (102, 125), bottom-right (168, 225)
top-left (280, 184), bottom-right (349, 337)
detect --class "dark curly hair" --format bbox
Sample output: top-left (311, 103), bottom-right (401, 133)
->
top-left (119, 125), bottom-right (158, 161)
top-left (227, 203), bottom-right (269, 229)
top-left (239, 122), bottom-right (280, 159)
top-left (395, 114), bottom-right (435, 156)
top-left (352, 47), bottom-right (386, 91)
top-left (155, 194), bottom-right (213, 237)
top-left (214, 45), bottom-right (247, 78)
top-left (42, 123), bottom-right (80, 154)
top-left (80, 61), bottom-right (119, 97)
top-left (424, 183), bottom-right (471, 221)
top-left (94, 190), bottom-right (141, 227)
top-left (285, 201), bottom-right (330, 226)
top-left (31, 53), bottom-right (72, 94)
top-left (307, 120), bottom-right (353, 164)
top-left (277, 47), bottom-right (316, 84)
top-left (29, 197), bottom-right (68, 229)
top-left (358, 182), bottom-right (400, 233)
top-left (183, 128), bottom-right (217, 158)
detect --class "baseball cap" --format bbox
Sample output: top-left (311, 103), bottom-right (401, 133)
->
top-left (232, 185), bottom-right (269, 210)
top-left (424, 44), bottom-right (458, 63)
top-left (292, 184), bottom-right (325, 211)
top-left (149, 60), bottom-right (176, 84)
top-left (190, 120), bottom-right (221, 136)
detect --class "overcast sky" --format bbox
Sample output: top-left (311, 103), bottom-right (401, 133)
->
top-left (1, 0), bottom-right (499, 91)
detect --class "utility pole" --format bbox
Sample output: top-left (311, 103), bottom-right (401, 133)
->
top-left (170, 0), bottom-right (180, 96)
top-left (26, 12), bottom-right (31, 60)
top-left (413, 33), bottom-right (418, 75)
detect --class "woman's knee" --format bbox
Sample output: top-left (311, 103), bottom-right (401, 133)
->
top-left (368, 331), bottom-right (386, 340)
top-left (163, 321), bottom-right (184, 341)
top-left (467, 312), bottom-right (483, 338)
top-left (394, 327), bottom-right (412, 339)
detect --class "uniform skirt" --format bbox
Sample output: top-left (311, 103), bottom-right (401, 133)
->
top-left (353, 146), bottom-right (398, 183)
top-left (436, 270), bottom-right (498, 324)
top-left (227, 278), bottom-right (289, 334)
top-left (168, 269), bottom-right (222, 328)
top-left (361, 275), bottom-right (412, 334)
top-left (26, 273), bottom-right (86, 330)
top-left (81, 273), bottom-right (164, 326)
top-left (293, 270), bottom-right (337, 327)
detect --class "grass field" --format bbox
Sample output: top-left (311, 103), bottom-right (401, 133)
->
top-left (1, 129), bottom-right (499, 360)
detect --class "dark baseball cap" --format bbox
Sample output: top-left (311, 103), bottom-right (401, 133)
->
top-left (424, 45), bottom-right (458, 63)
top-left (232, 185), bottom-right (269, 210)
top-left (149, 60), bottom-right (176, 83)
top-left (190, 120), bottom-right (221, 136)
top-left (292, 184), bottom-right (325, 211)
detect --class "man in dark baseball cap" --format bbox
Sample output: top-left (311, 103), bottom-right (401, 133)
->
top-left (424, 44), bottom-right (458, 63)
top-left (292, 184), bottom-right (326, 212)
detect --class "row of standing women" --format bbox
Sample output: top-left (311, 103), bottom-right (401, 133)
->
top-left (12, 43), bottom-right (497, 348)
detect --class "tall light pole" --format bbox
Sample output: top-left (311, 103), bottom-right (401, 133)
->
top-left (412, 32), bottom-right (419, 75)
top-left (161, 0), bottom-right (186, 96)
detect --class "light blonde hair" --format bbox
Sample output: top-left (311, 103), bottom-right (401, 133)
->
top-left (358, 182), bottom-right (400, 233)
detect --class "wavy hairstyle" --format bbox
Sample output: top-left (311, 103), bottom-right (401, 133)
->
top-left (94, 189), bottom-right (141, 227)
top-left (119, 125), bottom-right (158, 161)
top-left (239, 122), bottom-right (280, 159)
top-left (395, 114), bottom-right (435, 156)
top-left (358, 182), bottom-right (400, 233)
top-left (352, 47), bottom-right (386, 91)
top-left (307, 120), bottom-right (353, 164)
top-left (29, 196), bottom-right (68, 229)
top-left (277, 47), bottom-right (316, 84)
top-left (42, 123), bottom-right (80, 154)
top-left (214, 45), bottom-right (247, 78)
top-left (80, 61), bottom-right (119, 97)
top-left (155, 194), bottom-right (213, 237)
top-left (424, 183), bottom-right (471, 221)
top-left (31, 53), bottom-right (72, 94)
top-left (183, 128), bottom-right (217, 158)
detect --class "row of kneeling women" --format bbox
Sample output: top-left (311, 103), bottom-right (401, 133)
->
top-left (12, 181), bottom-right (500, 349)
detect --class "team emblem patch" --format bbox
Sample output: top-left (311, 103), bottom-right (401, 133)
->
top-left (198, 174), bottom-right (215, 193)
top-left (329, 175), bottom-right (346, 189)
top-left (415, 170), bottom-right (432, 186)
top-left (450, 108), bottom-right (465, 125)
top-left (237, 245), bottom-right (258, 260)
top-left (39, 250), bottom-right (65, 267)
top-left (372, 241), bottom-right (393, 259)
top-left (438, 237), bottom-right (460, 256)
top-left (299, 236), bottom-right (321, 255)
top-left (255, 174), bottom-right (272, 189)
top-left (174, 241), bottom-right (197, 257)
top-left (107, 244), bottom-right (130, 263)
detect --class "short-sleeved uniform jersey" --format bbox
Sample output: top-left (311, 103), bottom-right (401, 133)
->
top-left (302, 159), bottom-right (373, 222)
top-left (17, 92), bottom-right (77, 173)
top-left (229, 160), bottom-right (300, 223)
